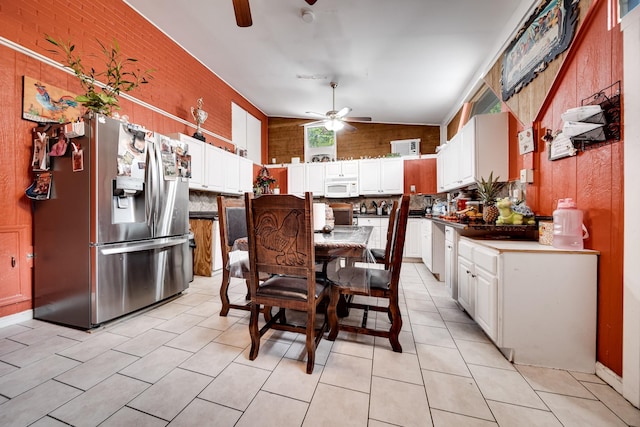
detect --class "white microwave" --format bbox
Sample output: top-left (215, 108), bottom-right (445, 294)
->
top-left (324, 176), bottom-right (359, 198)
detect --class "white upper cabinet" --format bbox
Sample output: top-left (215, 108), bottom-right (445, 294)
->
top-left (358, 158), bottom-right (404, 195)
top-left (232, 102), bottom-right (262, 164)
top-left (325, 160), bottom-right (359, 178)
top-left (223, 150), bottom-right (240, 194)
top-left (305, 162), bottom-right (325, 196)
top-left (437, 112), bottom-right (509, 191)
top-left (204, 143), bottom-right (224, 192)
top-left (185, 135), bottom-right (205, 189)
top-left (287, 163), bottom-right (305, 196)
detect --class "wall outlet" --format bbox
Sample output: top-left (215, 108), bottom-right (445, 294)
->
top-left (410, 185), bottom-right (416, 193)
top-left (520, 169), bottom-right (534, 183)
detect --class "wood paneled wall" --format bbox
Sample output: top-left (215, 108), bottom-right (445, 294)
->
top-left (267, 117), bottom-right (440, 164)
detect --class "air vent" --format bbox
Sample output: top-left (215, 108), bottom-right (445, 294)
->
top-left (390, 138), bottom-right (420, 156)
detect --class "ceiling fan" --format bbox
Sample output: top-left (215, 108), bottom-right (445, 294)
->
top-left (233, 0), bottom-right (318, 27)
top-left (304, 82), bottom-right (372, 132)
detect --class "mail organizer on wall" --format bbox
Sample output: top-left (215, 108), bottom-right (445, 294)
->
top-left (561, 81), bottom-right (621, 151)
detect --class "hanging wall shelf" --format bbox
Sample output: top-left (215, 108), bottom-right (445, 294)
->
top-left (570, 81), bottom-right (621, 151)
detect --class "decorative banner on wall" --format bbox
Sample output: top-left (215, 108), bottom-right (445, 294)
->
top-left (518, 128), bottom-right (535, 155)
top-left (22, 76), bottom-right (83, 124)
top-left (501, 0), bottom-right (579, 101)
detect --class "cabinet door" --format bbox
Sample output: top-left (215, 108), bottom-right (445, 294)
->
top-left (358, 159), bottom-right (381, 194)
top-left (358, 217), bottom-right (382, 249)
top-left (458, 119), bottom-right (475, 186)
top-left (246, 113), bottom-right (261, 164)
top-left (443, 135), bottom-right (461, 190)
top-left (457, 256), bottom-right (474, 316)
top-left (380, 158), bottom-right (404, 194)
top-left (287, 163), bottom-right (305, 196)
top-left (238, 157), bottom-right (254, 194)
top-left (341, 160), bottom-right (359, 176)
top-left (187, 137), bottom-right (205, 189)
top-left (404, 218), bottom-right (422, 258)
top-left (422, 220), bottom-right (432, 269)
top-left (475, 266), bottom-right (498, 341)
top-left (444, 240), bottom-right (456, 298)
top-left (204, 144), bottom-right (224, 192)
top-left (232, 102), bottom-right (247, 150)
top-left (223, 151), bottom-right (240, 194)
top-left (436, 147), bottom-right (446, 192)
top-left (305, 162), bottom-right (325, 196)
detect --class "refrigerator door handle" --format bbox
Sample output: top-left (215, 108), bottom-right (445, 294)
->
top-left (145, 145), bottom-right (154, 228)
top-left (99, 237), bottom-right (187, 255)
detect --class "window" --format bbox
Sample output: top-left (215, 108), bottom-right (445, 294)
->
top-left (470, 87), bottom-right (501, 118)
top-left (304, 124), bottom-right (336, 162)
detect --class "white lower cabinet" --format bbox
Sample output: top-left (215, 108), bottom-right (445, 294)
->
top-left (403, 218), bottom-right (422, 258)
top-left (357, 216), bottom-right (387, 251)
top-left (456, 237), bottom-right (599, 372)
top-left (421, 219), bottom-right (444, 279)
top-left (444, 225), bottom-right (458, 299)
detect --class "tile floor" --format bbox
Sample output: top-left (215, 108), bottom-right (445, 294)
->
top-left (1, 262), bottom-right (639, 427)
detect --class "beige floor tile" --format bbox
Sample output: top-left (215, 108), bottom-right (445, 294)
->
top-left (330, 332), bottom-right (375, 359)
top-left (262, 357), bottom-right (323, 402)
top-left (284, 333), bottom-right (333, 367)
top-left (0, 380), bottom-right (82, 426)
top-left (0, 337), bottom-right (26, 357)
top-left (570, 370), bottom-right (606, 384)
top-left (197, 312), bottom-right (242, 330)
top-left (55, 350), bottom-right (137, 391)
top-left (321, 352), bottom-right (372, 393)
top-left (99, 406), bottom-right (168, 427)
top-left (539, 391), bottom-right (628, 427)
top-left (185, 300), bottom-right (223, 317)
top-left (214, 321), bottom-right (253, 348)
top-left (412, 324), bottom-right (457, 348)
top-left (583, 381), bottom-right (640, 426)
top-left (113, 328), bottom-right (178, 357)
top-left (143, 300), bottom-right (193, 320)
top-left (199, 362), bottom-right (270, 410)
top-left (128, 368), bottom-right (212, 420)
top-left (0, 335), bottom-right (77, 368)
top-left (516, 364), bottom-right (596, 399)
top-left (406, 298), bottom-right (439, 312)
top-left (368, 420), bottom-right (397, 427)
top-left (422, 369), bottom-right (494, 421)
top-left (431, 409), bottom-right (498, 427)
top-left (373, 346), bottom-right (423, 384)
top-left (438, 307), bottom-right (476, 324)
top-left (409, 309), bottom-right (446, 328)
top-left (370, 376), bottom-right (432, 426)
top-left (6, 322), bottom-right (67, 345)
top-left (416, 343), bottom-right (471, 377)
top-left (0, 354), bottom-right (78, 398)
top-left (236, 338), bottom-right (290, 371)
top-left (153, 313), bottom-right (207, 334)
top-left (57, 331), bottom-right (129, 362)
top-left (172, 292), bottom-right (212, 307)
top-left (487, 400), bottom-right (562, 427)
top-left (304, 383), bottom-right (369, 427)
top-left (106, 314), bottom-right (165, 338)
top-left (0, 324), bottom-right (32, 340)
top-left (179, 341), bottom-right (244, 377)
top-left (164, 325), bottom-right (222, 352)
top-left (468, 364), bottom-right (547, 410)
top-left (236, 390), bottom-right (308, 427)
top-left (0, 361), bottom-right (16, 377)
top-left (119, 346), bottom-right (192, 383)
top-left (31, 415), bottom-right (79, 426)
top-left (50, 374), bottom-right (149, 427)
top-left (446, 320), bottom-right (492, 343)
top-left (456, 340), bottom-right (515, 370)
top-left (169, 398), bottom-right (242, 427)
top-left (431, 295), bottom-right (460, 310)
top-left (375, 330), bottom-right (417, 354)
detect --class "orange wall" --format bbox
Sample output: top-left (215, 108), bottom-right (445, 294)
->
top-left (0, 1), bottom-right (266, 318)
top-left (509, 1), bottom-right (623, 374)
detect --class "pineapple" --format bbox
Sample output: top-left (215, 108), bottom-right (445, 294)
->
top-left (476, 172), bottom-right (503, 223)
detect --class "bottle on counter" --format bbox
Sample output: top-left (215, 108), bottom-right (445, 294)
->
top-left (360, 202), bottom-right (367, 214)
top-left (552, 198), bottom-right (589, 250)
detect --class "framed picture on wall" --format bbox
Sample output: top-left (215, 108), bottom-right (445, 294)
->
top-left (518, 128), bottom-right (535, 155)
top-left (22, 76), bottom-right (83, 123)
top-left (501, 0), bottom-right (579, 100)
top-left (304, 124), bottom-right (336, 163)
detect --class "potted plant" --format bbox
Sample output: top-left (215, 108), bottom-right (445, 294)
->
top-left (45, 35), bottom-right (154, 117)
top-left (476, 172), bottom-right (503, 223)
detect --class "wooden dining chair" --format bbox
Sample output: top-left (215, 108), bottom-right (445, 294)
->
top-left (326, 194), bottom-right (410, 352)
top-left (329, 203), bottom-right (353, 225)
top-left (245, 192), bottom-right (331, 374)
top-left (370, 200), bottom-right (399, 268)
top-left (217, 195), bottom-right (252, 316)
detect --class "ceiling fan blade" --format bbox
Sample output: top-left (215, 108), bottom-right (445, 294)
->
top-left (345, 116), bottom-right (372, 122)
top-left (305, 0), bottom-right (318, 5)
top-left (299, 120), bottom-right (326, 127)
top-left (232, 0), bottom-right (252, 27)
top-left (335, 107), bottom-right (351, 118)
top-left (305, 111), bottom-right (328, 119)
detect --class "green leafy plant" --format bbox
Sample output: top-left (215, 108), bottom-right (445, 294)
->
top-left (476, 172), bottom-right (504, 223)
top-left (45, 34), bottom-right (154, 116)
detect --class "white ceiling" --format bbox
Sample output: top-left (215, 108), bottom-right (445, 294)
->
top-left (125, 0), bottom-right (537, 126)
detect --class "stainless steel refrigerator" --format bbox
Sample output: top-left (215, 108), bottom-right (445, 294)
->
top-left (33, 114), bottom-right (190, 329)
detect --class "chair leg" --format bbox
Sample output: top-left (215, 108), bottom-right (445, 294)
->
top-left (249, 303), bottom-right (261, 360)
top-left (306, 308), bottom-right (316, 374)
top-left (327, 286), bottom-right (340, 341)
top-left (219, 269), bottom-right (232, 316)
top-left (388, 295), bottom-right (403, 353)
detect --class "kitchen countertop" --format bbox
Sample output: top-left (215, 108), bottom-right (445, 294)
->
top-left (189, 211), bottom-right (218, 220)
top-left (460, 236), bottom-right (600, 255)
top-left (424, 215), bottom-right (537, 232)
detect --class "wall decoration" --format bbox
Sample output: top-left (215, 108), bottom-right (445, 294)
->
top-left (501, 0), bottom-right (579, 100)
top-left (304, 124), bottom-right (336, 163)
top-left (22, 76), bottom-right (83, 124)
top-left (518, 128), bottom-right (535, 155)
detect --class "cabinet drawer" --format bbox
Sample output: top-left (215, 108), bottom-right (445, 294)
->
top-left (473, 246), bottom-right (498, 274)
top-left (457, 239), bottom-right (474, 260)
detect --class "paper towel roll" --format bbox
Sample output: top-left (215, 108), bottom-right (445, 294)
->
top-left (313, 203), bottom-right (326, 231)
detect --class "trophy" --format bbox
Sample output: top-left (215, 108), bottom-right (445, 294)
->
top-left (190, 98), bottom-right (208, 141)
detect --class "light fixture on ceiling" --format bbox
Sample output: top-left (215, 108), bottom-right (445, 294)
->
top-left (301, 8), bottom-right (315, 23)
top-left (324, 118), bottom-right (344, 131)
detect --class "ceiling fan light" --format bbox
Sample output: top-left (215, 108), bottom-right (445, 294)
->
top-left (325, 119), bottom-right (344, 131)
